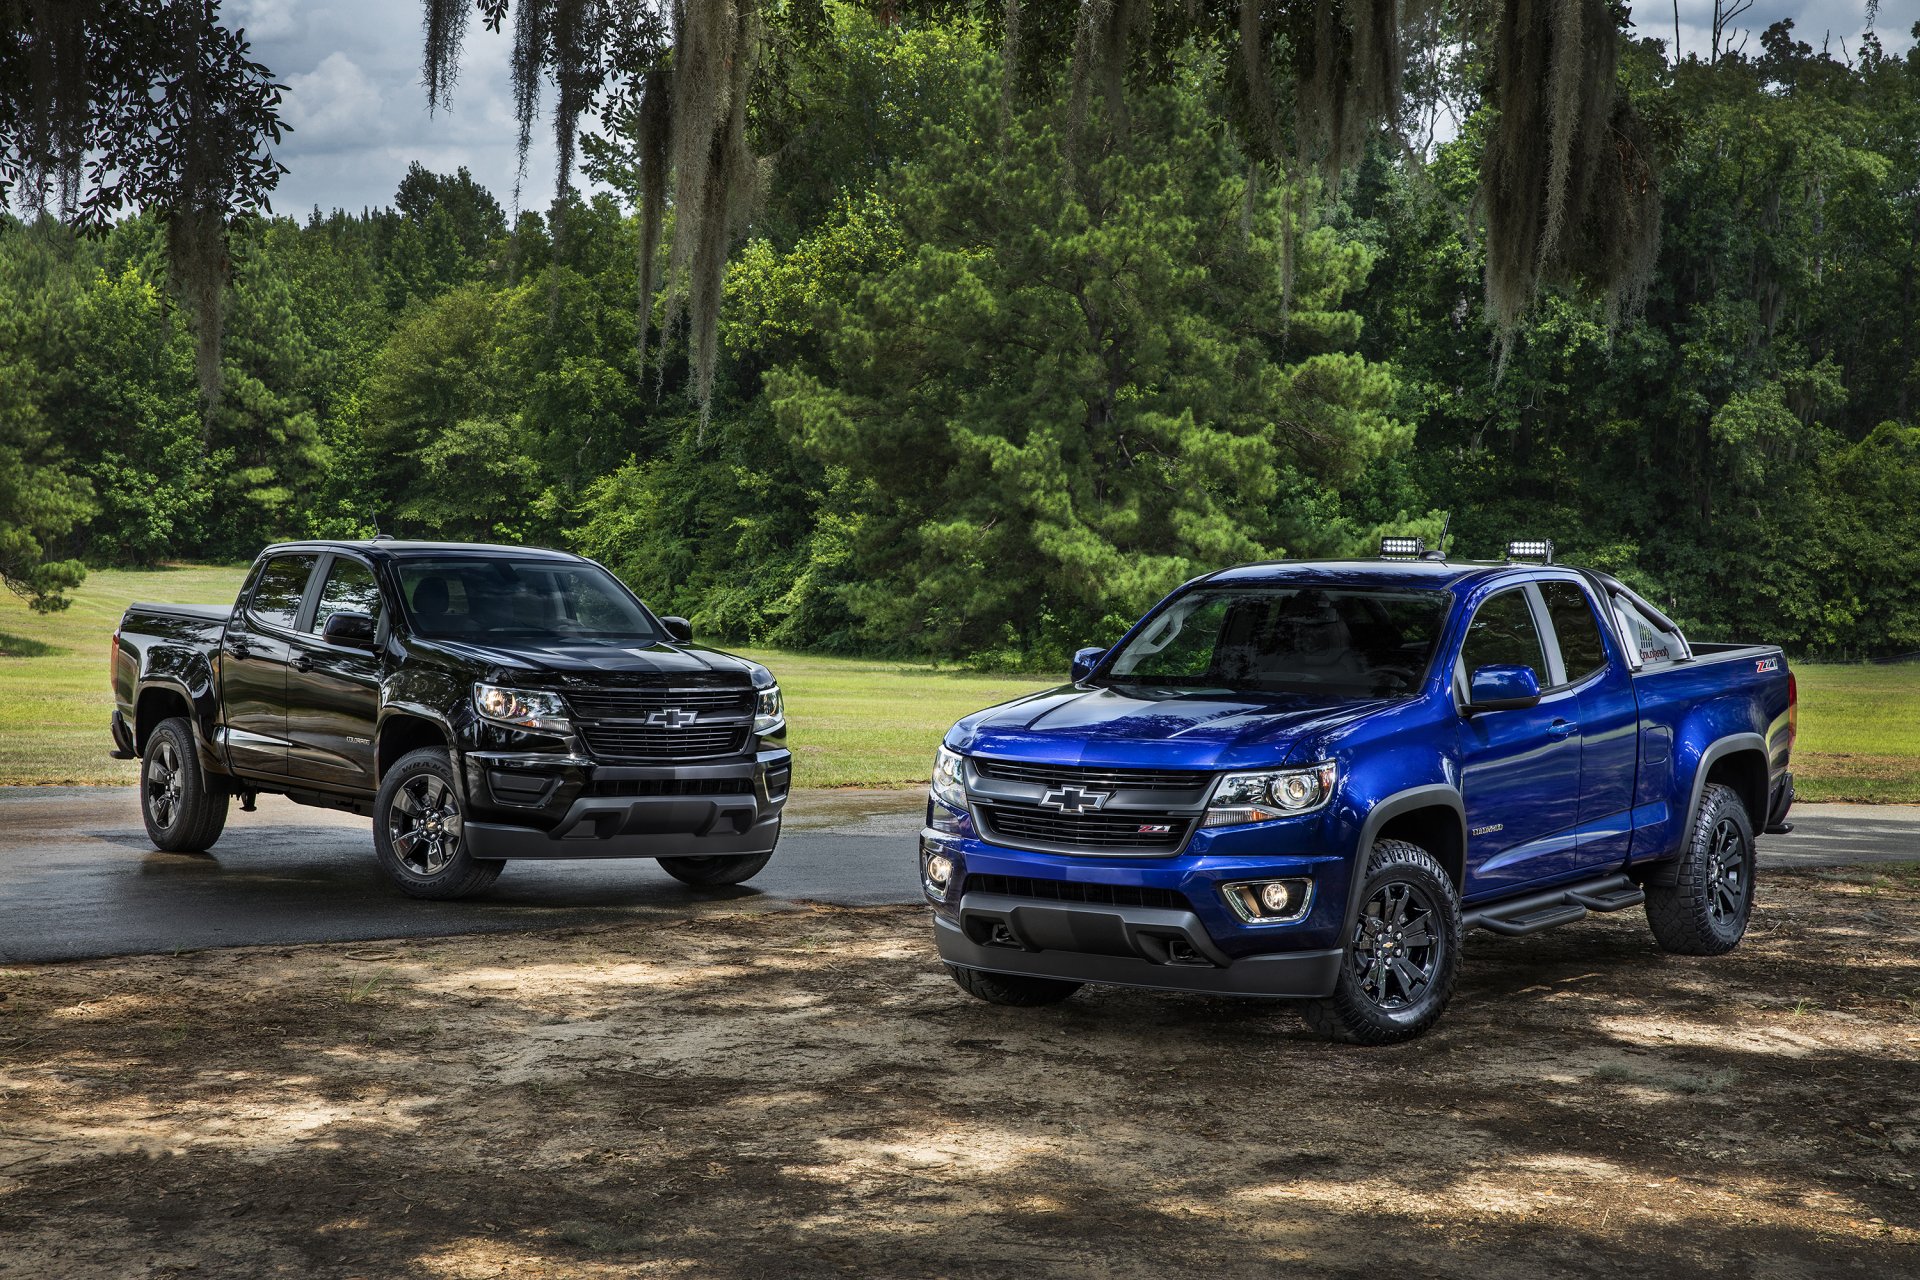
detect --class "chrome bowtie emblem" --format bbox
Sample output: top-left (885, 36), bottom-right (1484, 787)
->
top-left (1039, 785), bottom-right (1111, 814)
top-left (645, 708), bottom-right (699, 729)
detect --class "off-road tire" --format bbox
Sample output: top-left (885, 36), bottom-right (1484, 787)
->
top-left (656, 851), bottom-right (774, 887)
top-left (946, 964), bottom-right (1082, 1007)
top-left (373, 747), bottom-right (503, 900)
top-left (140, 716), bottom-right (229, 852)
top-left (1301, 839), bottom-right (1462, 1045)
top-left (1645, 782), bottom-right (1755, 956)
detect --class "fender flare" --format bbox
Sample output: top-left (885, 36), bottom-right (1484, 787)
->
top-left (1342, 784), bottom-right (1467, 936)
top-left (1683, 729), bottom-right (1767, 844)
top-left (133, 674), bottom-right (223, 774)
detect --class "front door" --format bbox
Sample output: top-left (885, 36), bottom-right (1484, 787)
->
top-left (286, 553), bottom-right (386, 791)
top-left (1456, 585), bottom-right (1584, 898)
top-left (219, 553), bottom-right (318, 779)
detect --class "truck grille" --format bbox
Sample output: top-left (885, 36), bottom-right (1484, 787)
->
top-left (975, 803), bottom-right (1194, 854)
top-left (567, 686), bottom-right (752, 720)
top-left (971, 759), bottom-right (1211, 793)
top-left (578, 724), bottom-right (749, 760)
top-left (965, 873), bottom-right (1189, 912)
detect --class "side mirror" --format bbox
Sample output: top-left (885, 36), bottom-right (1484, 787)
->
top-left (321, 610), bottom-right (377, 650)
top-left (660, 615), bottom-right (693, 644)
top-left (1070, 645), bottom-right (1107, 683)
top-left (1466, 664), bottom-right (1541, 713)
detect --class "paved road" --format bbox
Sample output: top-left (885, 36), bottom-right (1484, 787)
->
top-left (0, 790), bottom-right (1912, 963)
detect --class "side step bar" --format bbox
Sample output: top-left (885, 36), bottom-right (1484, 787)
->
top-left (1462, 873), bottom-right (1646, 938)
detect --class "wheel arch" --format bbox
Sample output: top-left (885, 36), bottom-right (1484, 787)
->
top-left (133, 681), bottom-right (195, 753)
top-left (1346, 785), bottom-right (1467, 935)
top-left (376, 711), bottom-right (453, 785)
top-left (1686, 733), bottom-right (1768, 837)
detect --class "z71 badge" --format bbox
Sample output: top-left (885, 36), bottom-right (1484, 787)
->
top-left (1756, 657), bottom-right (1780, 673)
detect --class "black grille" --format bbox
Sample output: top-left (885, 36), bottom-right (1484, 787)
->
top-left (966, 873), bottom-right (1189, 912)
top-left (587, 776), bottom-right (753, 797)
top-left (971, 758), bottom-right (1210, 792)
top-left (579, 724), bottom-right (749, 760)
top-left (976, 803), bottom-right (1192, 853)
top-left (567, 686), bottom-right (752, 720)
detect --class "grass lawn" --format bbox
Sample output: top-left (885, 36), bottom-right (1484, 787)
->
top-left (3, 564), bottom-right (1914, 798)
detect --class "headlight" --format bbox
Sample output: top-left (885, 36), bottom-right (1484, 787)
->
top-left (1201, 761), bottom-right (1337, 827)
top-left (754, 684), bottom-right (785, 734)
top-left (472, 682), bottom-right (571, 732)
top-left (931, 745), bottom-right (967, 810)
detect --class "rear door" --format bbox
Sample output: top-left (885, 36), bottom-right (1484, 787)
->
top-left (1538, 580), bottom-right (1638, 869)
top-left (285, 552), bottom-right (387, 792)
top-left (219, 553), bottom-right (319, 778)
top-left (1456, 584), bottom-right (1584, 896)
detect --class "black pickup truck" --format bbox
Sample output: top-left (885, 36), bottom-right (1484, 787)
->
top-left (109, 540), bottom-right (791, 898)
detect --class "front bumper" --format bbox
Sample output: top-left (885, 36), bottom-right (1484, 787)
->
top-left (934, 904), bottom-right (1343, 998)
top-left (922, 799), bottom-right (1355, 997)
top-left (461, 748), bottom-right (790, 860)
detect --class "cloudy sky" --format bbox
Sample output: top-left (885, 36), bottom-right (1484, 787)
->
top-left (239, 0), bottom-right (1910, 219)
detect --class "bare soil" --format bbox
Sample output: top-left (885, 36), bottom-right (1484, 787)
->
top-left (2, 867), bottom-right (1917, 1279)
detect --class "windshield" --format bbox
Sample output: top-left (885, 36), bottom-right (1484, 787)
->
top-left (1103, 586), bottom-right (1450, 698)
top-left (395, 557), bottom-right (662, 643)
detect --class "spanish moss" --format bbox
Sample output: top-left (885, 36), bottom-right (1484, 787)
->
top-left (1480, 0), bottom-right (1659, 355)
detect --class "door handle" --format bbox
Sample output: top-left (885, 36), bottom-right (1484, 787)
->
top-left (291, 654), bottom-right (314, 673)
top-left (1547, 719), bottom-right (1579, 739)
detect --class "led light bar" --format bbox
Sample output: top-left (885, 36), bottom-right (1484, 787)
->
top-left (1379, 536), bottom-right (1425, 560)
top-left (1506, 539), bottom-right (1555, 563)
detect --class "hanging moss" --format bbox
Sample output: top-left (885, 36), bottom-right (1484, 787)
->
top-left (1479, 0), bottom-right (1659, 355)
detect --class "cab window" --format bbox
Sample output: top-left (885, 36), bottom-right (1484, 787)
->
top-left (1612, 594), bottom-right (1683, 666)
top-left (311, 558), bottom-right (384, 636)
top-left (248, 555), bottom-right (318, 630)
top-left (1541, 582), bottom-right (1608, 684)
top-left (1460, 588), bottom-right (1547, 681)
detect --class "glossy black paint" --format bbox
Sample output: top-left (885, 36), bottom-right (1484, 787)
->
top-left (112, 540), bottom-right (791, 860)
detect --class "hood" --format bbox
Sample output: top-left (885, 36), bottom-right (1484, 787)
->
top-left (411, 636), bottom-right (765, 688)
top-left (947, 682), bottom-right (1393, 772)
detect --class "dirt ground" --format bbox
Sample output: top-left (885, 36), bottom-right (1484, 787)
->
top-left (2, 868), bottom-right (1917, 1280)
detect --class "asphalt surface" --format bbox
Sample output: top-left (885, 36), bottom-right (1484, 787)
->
top-left (0, 789), bottom-right (1913, 963)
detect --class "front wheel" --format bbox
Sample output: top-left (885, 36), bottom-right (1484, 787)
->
top-left (1645, 782), bottom-right (1755, 955)
top-left (657, 851), bottom-right (773, 887)
top-left (140, 716), bottom-right (229, 852)
top-left (1301, 839), bottom-right (1462, 1045)
top-left (373, 747), bottom-right (503, 900)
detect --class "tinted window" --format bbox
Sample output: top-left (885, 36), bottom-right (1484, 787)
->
top-left (1613, 594), bottom-right (1683, 665)
top-left (1542, 582), bottom-right (1607, 683)
top-left (249, 555), bottom-right (317, 630)
top-left (1104, 587), bottom-right (1449, 698)
top-left (1461, 588), bottom-right (1546, 678)
top-left (396, 557), bottom-right (661, 643)
top-left (311, 558), bottom-right (384, 635)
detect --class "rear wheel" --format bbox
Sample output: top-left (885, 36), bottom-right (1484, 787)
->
top-left (657, 851), bottom-right (773, 887)
top-left (1645, 782), bottom-right (1755, 955)
top-left (373, 747), bottom-right (503, 900)
top-left (140, 716), bottom-right (229, 852)
top-left (946, 964), bottom-right (1082, 1007)
top-left (1301, 839), bottom-right (1461, 1045)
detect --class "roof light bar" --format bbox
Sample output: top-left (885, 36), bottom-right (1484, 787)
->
top-left (1379, 536), bottom-right (1426, 560)
top-left (1506, 539), bottom-right (1555, 563)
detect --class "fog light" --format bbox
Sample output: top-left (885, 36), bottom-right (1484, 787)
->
top-left (925, 853), bottom-right (953, 887)
top-left (1223, 877), bottom-right (1313, 923)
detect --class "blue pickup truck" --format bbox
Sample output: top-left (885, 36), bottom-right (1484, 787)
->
top-left (920, 543), bottom-right (1796, 1043)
